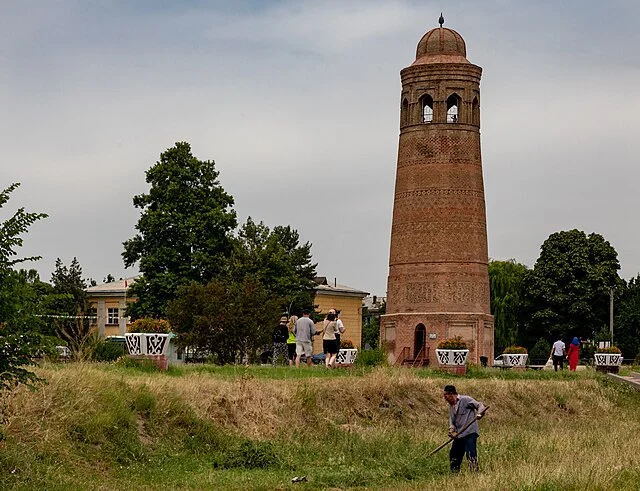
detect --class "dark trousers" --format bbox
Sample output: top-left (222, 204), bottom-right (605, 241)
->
top-left (449, 433), bottom-right (479, 472)
top-left (335, 333), bottom-right (341, 355)
top-left (553, 355), bottom-right (564, 371)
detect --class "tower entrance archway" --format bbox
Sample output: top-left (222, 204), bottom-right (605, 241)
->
top-left (414, 323), bottom-right (426, 358)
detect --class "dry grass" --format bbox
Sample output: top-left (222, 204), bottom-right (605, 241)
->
top-left (1, 363), bottom-right (639, 490)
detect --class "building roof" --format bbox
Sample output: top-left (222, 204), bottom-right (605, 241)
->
top-left (85, 276), bottom-right (139, 296)
top-left (413, 27), bottom-right (469, 66)
top-left (314, 277), bottom-right (369, 297)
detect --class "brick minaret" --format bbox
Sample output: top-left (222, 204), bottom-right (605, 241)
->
top-left (381, 20), bottom-right (494, 366)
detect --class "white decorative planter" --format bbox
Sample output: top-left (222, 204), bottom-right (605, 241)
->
top-left (145, 334), bottom-right (170, 356)
top-left (335, 348), bottom-right (358, 366)
top-left (125, 333), bottom-right (146, 355)
top-left (502, 353), bottom-right (528, 367)
top-left (436, 349), bottom-right (469, 366)
top-left (594, 353), bottom-right (622, 367)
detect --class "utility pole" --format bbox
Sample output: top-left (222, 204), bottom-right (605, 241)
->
top-left (609, 287), bottom-right (614, 345)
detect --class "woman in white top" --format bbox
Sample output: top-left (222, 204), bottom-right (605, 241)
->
top-left (322, 312), bottom-right (339, 368)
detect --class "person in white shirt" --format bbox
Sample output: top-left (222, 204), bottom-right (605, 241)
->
top-left (549, 338), bottom-right (566, 371)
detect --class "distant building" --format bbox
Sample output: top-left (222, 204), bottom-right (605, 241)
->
top-left (85, 277), bottom-right (138, 337)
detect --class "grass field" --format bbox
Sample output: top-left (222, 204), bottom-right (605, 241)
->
top-left (1, 362), bottom-right (639, 490)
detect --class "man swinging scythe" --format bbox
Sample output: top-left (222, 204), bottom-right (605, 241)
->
top-left (434, 385), bottom-right (487, 472)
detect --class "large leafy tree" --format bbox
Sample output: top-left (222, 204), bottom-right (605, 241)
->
top-left (521, 229), bottom-right (621, 346)
top-left (123, 142), bottom-right (237, 318)
top-left (167, 278), bottom-right (281, 364)
top-left (614, 275), bottom-right (640, 359)
top-left (0, 183), bottom-right (50, 391)
top-left (228, 217), bottom-right (317, 316)
top-left (488, 259), bottom-right (528, 353)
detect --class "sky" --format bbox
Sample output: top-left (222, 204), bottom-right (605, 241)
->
top-left (2, 0), bottom-right (640, 296)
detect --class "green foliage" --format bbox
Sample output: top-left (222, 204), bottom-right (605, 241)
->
top-left (436, 336), bottom-right (467, 350)
top-left (522, 229), bottom-right (621, 346)
top-left (489, 259), bottom-right (528, 353)
top-left (167, 278), bottom-right (282, 364)
top-left (219, 440), bottom-right (281, 469)
top-left (614, 274), bottom-right (640, 360)
top-left (503, 345), bottom-right (528, 354)
top-left (362, 299), bottom-right (385, 349)
top-left (355, 347), bottom-right (387, 367)
top-left (529, 338), bottom-right (551, 362)
top-left (228, 217), bottom-right (317, 316)
top-left (128, 318), bottom-right (171, 334)
top-left (123, 142), bottom-right (237, 318)
top-left (92, 340), bottom-right (125, 362)
top-left (0, 183), bottom-right (49, 392)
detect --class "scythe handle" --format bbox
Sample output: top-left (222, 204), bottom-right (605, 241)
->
top-left (428, 405), bottom-right (489, 456)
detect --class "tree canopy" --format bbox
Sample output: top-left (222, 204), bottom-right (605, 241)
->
top-left (521, 229), bottom-right (621, 345)
top-left (123, 142), bottom-right (237, 318)
top-left (613, 274), bottom-right (640, 358)
top-left (488, 259), bottom-right (528, 353)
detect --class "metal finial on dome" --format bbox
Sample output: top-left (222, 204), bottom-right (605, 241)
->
top-left (439, 13), bottom-right (444, 27)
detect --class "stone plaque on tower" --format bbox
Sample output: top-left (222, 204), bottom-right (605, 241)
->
top-left (381, 19), bottom-right (494, 366)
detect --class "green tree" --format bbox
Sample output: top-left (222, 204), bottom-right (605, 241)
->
top-left (228, 217), bottom-right (317, 316)
top-left (488, 259), bottom-right (528, 354)
top-left (167, 278), bottom-right (281, 364)
top-left (48, 257), bottom-right (92, 357)
top-left (614, 275), bottom-right (640, 359)
top-left (0, 183), bottom-right (49, 391)
top-left (123, 142), bottom-right (237, 318)
top-left (522, 229), bottom-right (621, 346)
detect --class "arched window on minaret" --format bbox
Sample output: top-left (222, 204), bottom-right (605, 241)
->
top-left (421, 95), bottom-right (433, 123)
top-left (447, 93), bottom-right (461, 123)
top-left (472, 96), bottom-right (479, 126)
top-left (401, 98), bottom-right (409, 127)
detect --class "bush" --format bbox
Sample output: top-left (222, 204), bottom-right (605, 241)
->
top-left (93, 340), bottom-right (125, 362)
top-left (596, 346), bottom-right (621, 354)
top-left (437, 336), bottom-right (467, 350)
top-left (340, 338), bottom-right (355, 349)
top-left (634, 352), bottom-right (640, 365)
top-left (128, 318), bottom-right (171, 334)
top-left (529, 338), bottom-right (551, 362)
top-left (355, 347), bottom-right (387, 367)
top-left (503, 345), bottom-right (528, 354)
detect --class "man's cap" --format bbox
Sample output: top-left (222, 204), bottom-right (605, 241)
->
top-left (279, 316), bottom-right (288, 322)
top-left (443, 385), bottom-right (457, 394)
top-left (302, 308), bottom-right (311, 315)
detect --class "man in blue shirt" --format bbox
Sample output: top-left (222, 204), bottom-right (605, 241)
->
top-left (443, 384), bottom-right (486, 472)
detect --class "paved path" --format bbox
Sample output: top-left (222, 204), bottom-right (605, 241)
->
top-left (606, 371), bottom-right (640, 391)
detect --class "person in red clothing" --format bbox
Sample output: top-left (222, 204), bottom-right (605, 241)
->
top-left (567, 337), bottom-right (580, 371)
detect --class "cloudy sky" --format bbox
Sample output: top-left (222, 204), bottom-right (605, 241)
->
top-left (2, 0), bottom-right (639, 296)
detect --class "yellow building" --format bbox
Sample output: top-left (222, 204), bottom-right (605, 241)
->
top-left (86, 276), bottom-right (369, 351)
top-left (85, 277), bottom-right (138, 337)
top-left (312, 277), bottom-right (369, 352)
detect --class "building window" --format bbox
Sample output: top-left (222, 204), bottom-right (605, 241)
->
top-left (472, 96), bottom-right (479, 126)
top-left (447, 93), bottom-right (461, 123)
top-left (107, 307), bottom-right (119, 325)
top-left (421, 95), bottom-right (433, 123)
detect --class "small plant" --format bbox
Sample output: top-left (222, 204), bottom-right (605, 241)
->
top-left (340, 338), bottom-right (355, 349)
top-left (128, 318), bottom-right (171, 334)
top-left (503, 345), bottom-right (528, 354)
top-left (596, 346), bottom-right (621, 354)
top-left (437, 336), bottom-right (467, 350)
top-left (355, 347), bottom-right (387, 367)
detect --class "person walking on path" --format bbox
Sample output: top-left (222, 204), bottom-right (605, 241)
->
top-left (294, 309), bottom-right (318, 368)
top-left (322, 312), bottom-right (339, 368)
top-left (550, 338), bottom-right (566, 371)
top-left (443, 385), bottom-right (486, 473)
top-left (272, 316), bottom-right (289, 367)
top-left (286, 315), bottom-right (298, 367)
top-left (567, 337), bottom-right (580, 371)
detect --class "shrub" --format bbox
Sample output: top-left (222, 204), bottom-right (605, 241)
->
top-left (355, 347), bottom-right (387, 367)
top-left (503, 345), bottom-right (528, 354)
top-left (93, 340), bottom-right (125, 362)
top-left (529, 338), bottom-right (551, 362)
top-left (634, 352), bottom-right (640, 365)
top-left (596, 346), bottom-right (621, 354)
top-left (128, 318), bottom-right (171, 334)
top-left (437, 336), bottom-right (467, 350)
top-left (340, 338), bottom-right (355, 349)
